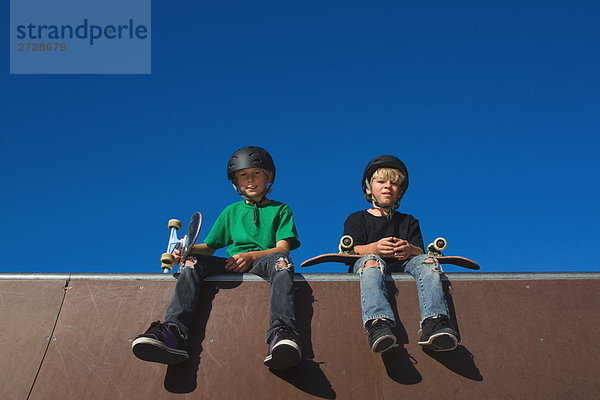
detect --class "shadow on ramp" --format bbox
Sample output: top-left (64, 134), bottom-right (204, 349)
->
top-left (163, 281), bottom-right (233, 394)
top-left (423, 345), bottom-right (483, 381)
top-left (382, 346), bottom-right (422, 385)
top-left (269, 282), bottom-right (336, 399)
top-left (270, 360), bottom-right (336, 399)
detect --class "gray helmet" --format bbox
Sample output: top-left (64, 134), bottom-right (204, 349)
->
top-left (227, 146), bottom-right (276, 182)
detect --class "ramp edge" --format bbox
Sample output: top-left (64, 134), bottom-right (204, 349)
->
top-left (1, 272), bottom-right (599, 282)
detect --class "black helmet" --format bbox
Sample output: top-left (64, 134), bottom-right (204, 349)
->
top-left (362, 155), bottom-right (409, 201)
top-left (227, 146), bottom-right (276, 182)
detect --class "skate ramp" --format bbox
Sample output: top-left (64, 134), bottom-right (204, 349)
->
top-left (1, 272), bottom-right (598, 400)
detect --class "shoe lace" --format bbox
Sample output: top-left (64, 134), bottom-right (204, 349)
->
top-left (147, 321), bottom-right (173, 338)
top-left (278, 327), bottom-right (299, 342)
top-left (147, 321), bottom-right (162, 332)
top-left (433, 317), bottom-right (452, 331)
top-left (369, 319), bottom-right (390, 332)
top-left (423, 316), bottom-right (454, 335)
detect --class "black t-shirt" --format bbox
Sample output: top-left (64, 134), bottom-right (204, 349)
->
top-left (343, 210), bottom-right (425, 271)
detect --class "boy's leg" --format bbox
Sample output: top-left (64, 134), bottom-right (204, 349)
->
top-left (249, 252), bottom-right (301, 370)
top-left (402, 254), bottom-right (459, 351)
top-left (132, 256), bottom-right (227, 364)
top-left (163, 256), bottom-right (228, 339)
top-left (354, 255), bottom-right (397, 353)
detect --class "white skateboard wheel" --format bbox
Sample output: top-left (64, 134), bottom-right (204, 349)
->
top-left (340, 235), bottom-right (354, 250)
top-left (168, 219), bottom-right (182, 230)
top-left (433, 237), bottom-right (447, 251)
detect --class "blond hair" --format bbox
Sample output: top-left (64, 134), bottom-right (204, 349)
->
top-left (262, 168), bottom-right (274, 183)
top-left (370, 167), bottom-right (405, 186)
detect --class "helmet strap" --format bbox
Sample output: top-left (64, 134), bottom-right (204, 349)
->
top-left (372, 198), bottom-right (398, 221)
top-left (364, 180), bottom-right (400, 220)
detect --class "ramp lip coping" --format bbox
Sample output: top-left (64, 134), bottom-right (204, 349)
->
top-left (1, 272), bottom-right (599, 281)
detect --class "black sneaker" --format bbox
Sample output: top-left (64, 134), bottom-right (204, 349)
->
top-left (418, 316), bottom-right (459, 352)
top-left (263, 328), bottom-right (302, 371)
top-left (132, 321), bottom-right (189, 365)
top-left (367, 319), bottom-right (397, 354)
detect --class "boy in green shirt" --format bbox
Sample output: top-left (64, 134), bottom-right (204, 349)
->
top-left (132, 147), bottom-right (302, 371)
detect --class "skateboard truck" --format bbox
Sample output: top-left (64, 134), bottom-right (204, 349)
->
top-left (427, 237), bottom-right (447, 257)
top-left (160, 212), bottom-right (202, 273)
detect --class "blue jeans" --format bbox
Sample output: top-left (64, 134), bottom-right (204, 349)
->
top-left (164, 252), bottom-right (297, 343)
top-left (353, 254), bottom-right (449, 328)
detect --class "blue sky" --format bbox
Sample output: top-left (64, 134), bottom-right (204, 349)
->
top-left (1, 0), bottom-right (599, 274)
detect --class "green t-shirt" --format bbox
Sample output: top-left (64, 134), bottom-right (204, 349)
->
top-left (204, 200), bottom-right (301, 256)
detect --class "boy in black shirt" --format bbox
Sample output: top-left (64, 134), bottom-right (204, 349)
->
top-left (343, 155), bottom-right (459, 353)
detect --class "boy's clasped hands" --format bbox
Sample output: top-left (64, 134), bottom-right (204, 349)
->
top-left (375, 237), bottom-right (421, 260)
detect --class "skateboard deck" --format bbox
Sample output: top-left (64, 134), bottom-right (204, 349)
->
top-left (301, 253), bottom-right (480, 270)
top-left (160, 212), bottom-right (202, 272)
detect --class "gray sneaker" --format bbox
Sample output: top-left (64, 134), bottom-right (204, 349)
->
top-left (263, 328), bottom-right (301, 371)
top-left (132, 321), bottom-right (189, 365)
top-left (418, 316), bottom-right (459, 351)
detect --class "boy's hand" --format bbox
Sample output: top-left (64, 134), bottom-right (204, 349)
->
top-left (375, 237), bottom-right (398, 256)
top-left (173, 248), bottom-right (182, 264)
top-left (391, 238), bottom-right (421, 260)
top-left (225, 252), bottom-right (255, 273)
top-left (173, 249), bottom-right (196, 266)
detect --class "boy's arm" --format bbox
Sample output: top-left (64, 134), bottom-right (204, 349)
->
top-left (190, 243), bottom-right (217, 256)
top-left (354, 238), bottom-right (396, 257)
top-left (173, 243), bottom-right (216, 265)
top-left (224, 238), bottom-right (293, 273)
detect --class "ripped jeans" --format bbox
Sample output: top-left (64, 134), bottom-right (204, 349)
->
top-left (353, 254), bottom-right (449, 329)
top-left (164, 252), bottom-right (297, 343)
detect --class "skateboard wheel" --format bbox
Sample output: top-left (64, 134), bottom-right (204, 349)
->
top-left (161, 263), bottom-right (173, 272)
top-left (340, 235), bottom-right (354, 250)
top-left (167, 219), bottom-right (181, 230)
top-left (433, 237), bottom-right (447, 252)
top-left (161, 252), bottom-right (175, 267)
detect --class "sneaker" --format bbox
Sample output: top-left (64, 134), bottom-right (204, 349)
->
top-left (367, 319), bottom-right (397, 354)
top-left (418, 316), bottom-right (459, 351)
top-left (263, 328), bottom-right (302, 371)
top-left (132, 321), bottom-right (189, 365)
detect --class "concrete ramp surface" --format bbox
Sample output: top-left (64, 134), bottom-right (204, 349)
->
top-left (1, 272), bottom-right (598, 399)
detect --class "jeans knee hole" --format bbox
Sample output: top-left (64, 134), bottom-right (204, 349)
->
top-left (275, 257), bottom-right (291, 271)
top-left (423, 258), bottom-right (442, 272)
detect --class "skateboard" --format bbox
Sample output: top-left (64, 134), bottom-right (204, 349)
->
top-left (160, 212), bottom-right (202, 272)
top-left (301, 236), bottom-right (480, 270)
